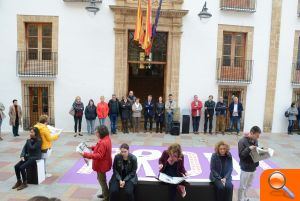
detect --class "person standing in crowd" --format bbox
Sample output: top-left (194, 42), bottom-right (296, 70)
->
top-left (165, 94), bottom-right (176, 134)
top-left (155, 96), bottom-right (165, 133)
top-left (132, 98), bottom-right (142, 133)
top-left (34, 115), bottom-right (59, 178)
top-left (81, 125), bottom-right (112, 201)
top-left (229, 97), bottom-right (243, 135)
top-left (108, 94), bottom-right (119, 134)
top-left (12, 127), bottom-right (41, 191)
top-left (127, 91), bottom-right (136, 131)
top-left (215, 97), bottom-right (227, 135)
top-left (9, 99), bottom-right (22, 137)
top-left (85, 99), bottom-right (97, 134)
top-left (191, 95), bottom-right (203, 134)
top-left (159, 143), bottom-right (187, 200)
top-left (72, 96), bottom-right (84, 137)
top-left (210, 141), bottom-right (233, 201)
top-left (238, 126), bottom-right (261, 201)
top-left (0, 101), bottom-right (5, 141)
top-left (204, 95), bottom-right (215, 134)
top-left (109, 143), bottom-right (138, 201)
top-left (144, 95), bottom-right (155, 133)
top-left (286, 102), bottom-right (298, 135)
top-left (120, 96), bottom-right (131, 134)
top-left (97, 96), bottom-right (109, 126)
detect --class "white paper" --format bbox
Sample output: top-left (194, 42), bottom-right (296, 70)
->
top-left (250, 147), bottom-right (274, 163)
top-left (158, 173), bottom-right (187, 185)
top-left (76, 142), bottom-right (92, 165)
top-left (47, 125), bottom-right (63, 136)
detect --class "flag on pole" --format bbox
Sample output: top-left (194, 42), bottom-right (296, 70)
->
top-left (152, 0), bottom-right (163, 38)
top-left (134, 0), bottom-right (143, 41)
top-left (143, 0), bottom-right (152, 55)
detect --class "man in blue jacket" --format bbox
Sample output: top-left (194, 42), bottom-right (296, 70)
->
top-left (229, 96), bottom-right (243, 135)
top-left (144, 95), bottom-right (155, 133)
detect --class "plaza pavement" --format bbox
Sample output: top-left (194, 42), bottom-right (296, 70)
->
top-left (0, 130), bottom-right (299, 201)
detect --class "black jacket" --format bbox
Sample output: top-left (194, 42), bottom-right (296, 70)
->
top-left (229, 102), bottom-right (244, 118)
top-left (238, 136), bottom-right (259, 172)
top-left (204, 100), bottom-right (216, 116)
top-left (110, 153), bottom-right (138, 184)
top-left (85, 105), bottom-right (97, 120)
top-left (144, 100), bottom-right (155, 117)
top-left (120, 100), bottom-right (132, 120)
top-left (215, 101), bottom-right (227, 116)
top-left (209, 153), bottom-right (233, 182)
top-left (20, 139), bottom-right (42, 160)
top-left (108, 99), bottom-right (119, 115)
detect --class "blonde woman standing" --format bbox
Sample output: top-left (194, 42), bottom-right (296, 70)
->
top-left (72, 96), bottom-right (84, 137)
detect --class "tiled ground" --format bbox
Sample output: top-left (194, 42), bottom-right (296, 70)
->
top-left (0, 130), bottom-right (299, 201)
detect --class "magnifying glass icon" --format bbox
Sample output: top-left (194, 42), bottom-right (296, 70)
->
top-left (268, 171), bottom-right (295, 199)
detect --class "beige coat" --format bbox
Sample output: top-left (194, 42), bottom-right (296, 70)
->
top-left (9, 105), bottom-right (22, 126)
top-left (0, 102), bottom-right (5, 120)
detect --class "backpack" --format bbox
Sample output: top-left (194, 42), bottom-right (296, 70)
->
top-left (284, 111), bottom-right (289, 118)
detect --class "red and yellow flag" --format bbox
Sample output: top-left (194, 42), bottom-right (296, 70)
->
top-left (143, 0), bottom-right (152, 55)
top-left (134, 0), bottom-right (143, 41)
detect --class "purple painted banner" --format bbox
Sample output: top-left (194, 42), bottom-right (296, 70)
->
top-left (59, 145), bottom-right (277, 188)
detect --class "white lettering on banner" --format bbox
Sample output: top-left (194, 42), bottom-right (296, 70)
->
top-left (132, 149), bottom-right (162, 177)
top-left (183, 151), bottom-right (202, 176)
top-left (203, 153), bottom-right (241, 181)
top-left (259, 160), bottom-right (273, 170)
top-left (112, 148), bottom-right (119, 159)
top-left (77, 162), bottom-right (93, 174)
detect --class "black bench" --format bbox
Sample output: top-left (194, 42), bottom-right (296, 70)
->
top-left (119, 180), bottom-right (216, 201)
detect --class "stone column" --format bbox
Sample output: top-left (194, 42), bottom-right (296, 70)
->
top-left (113, 26), bottom-right (127, 98)
top-left (263, 0), bottom-right (282, 132)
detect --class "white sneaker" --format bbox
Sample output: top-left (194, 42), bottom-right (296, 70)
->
top-left (46, 173), bottom-right (52, 178)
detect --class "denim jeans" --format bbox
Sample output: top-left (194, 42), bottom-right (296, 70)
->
top-left (0, 118), bottom-right (2, 134)
top-left (230, 116), bottom-right (241, 133)
top-left (109, 114), bottom-right (118, 133)
top-left (166, 112), bottom-right (173, 133)
top-left (86, 119), bottom-right (95, 134)
top-left (99, 118), bottom-right (106, 126)
top-left (192, 116), bottom-right (200, 132)
top-left (288, 120), bottom-right (295, 134)
top-left (12, 122), bottom-right (19, 136)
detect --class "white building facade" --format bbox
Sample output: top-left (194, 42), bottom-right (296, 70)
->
top-left (0, 0), bottom-right (298, 133)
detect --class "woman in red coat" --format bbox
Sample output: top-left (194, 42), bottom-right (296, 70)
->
top-left (97, 96), bottom-right (109, 126)
top-left (80, 125), bottom-right (112, 201)
top-left (159, 143), bottom-right (188, 201)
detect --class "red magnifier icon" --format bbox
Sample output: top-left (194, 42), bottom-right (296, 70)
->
top-left (268, 171), bottom-right (295, 199)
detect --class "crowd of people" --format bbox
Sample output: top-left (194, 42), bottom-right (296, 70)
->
top-left (68, 91), bottom-right (245, 136)
top-left (0, 90), bottom-right (298, 140)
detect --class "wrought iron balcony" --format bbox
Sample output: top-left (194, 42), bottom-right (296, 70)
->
top-left (220, 0), bottom-right (256, 13)
top-left (216, 58), bottom-right (253, 84)
top-left (17, 51), bottom-right (58, 77)
top-left (291, 62), bottom-right (300, 85)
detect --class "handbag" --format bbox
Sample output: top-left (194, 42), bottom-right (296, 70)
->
top-left (284, 111), bottom-right (289, 118)
top-left (69, 107), bottom-right (75, 116)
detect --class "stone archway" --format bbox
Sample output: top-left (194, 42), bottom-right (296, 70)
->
top-left (110, 0), bottom-right (188, 103)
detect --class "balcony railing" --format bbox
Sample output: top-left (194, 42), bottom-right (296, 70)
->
top-left (17, 51), bottom-right (58, 77)
top-left (291, 63), bottom-right (300, 85)
top-left (216, 58), bottom-right (253, 84)
top-left (220, 0), bottom-right (256, 13)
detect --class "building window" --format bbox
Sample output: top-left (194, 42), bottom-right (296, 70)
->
top-left (222, 32), bottom-right (246, 67)
top-left (220, 0), bottom-right (256, 12)
top-left (26, 23), bottom-right (52, 60)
